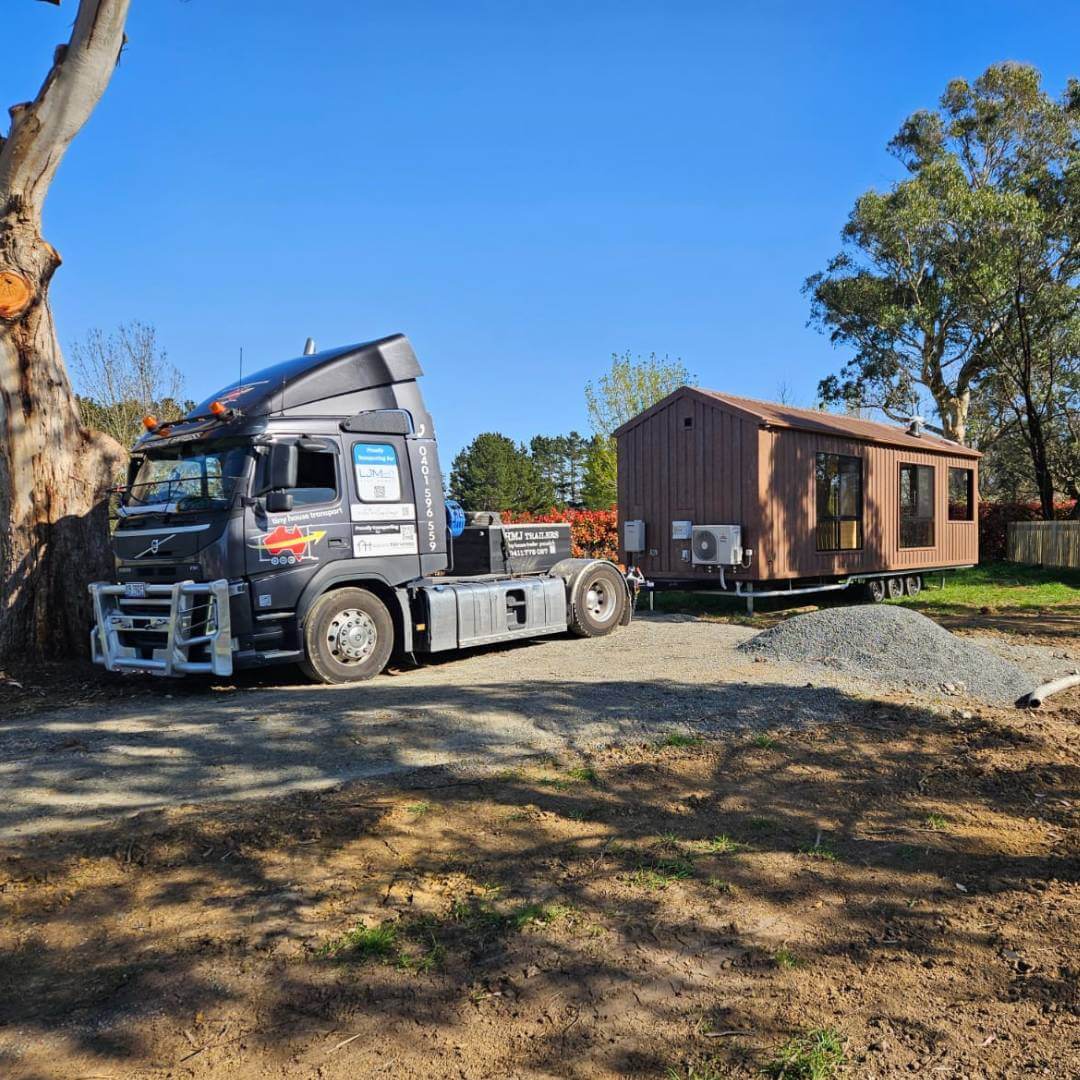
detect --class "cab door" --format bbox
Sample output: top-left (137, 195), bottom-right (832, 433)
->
top-left (245, 437), bottom-right (351, 612)
top-left (347, 436), bottom-right (422, 582)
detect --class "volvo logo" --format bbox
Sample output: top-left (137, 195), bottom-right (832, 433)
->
top-left (134, 533), bottom-right (176, 559)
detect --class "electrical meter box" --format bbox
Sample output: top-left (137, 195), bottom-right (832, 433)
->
top-left (624, 519), bottom-right (645, 553)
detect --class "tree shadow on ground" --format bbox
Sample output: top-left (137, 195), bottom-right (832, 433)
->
top-left (0, 679), bottom-right (1077, 1077)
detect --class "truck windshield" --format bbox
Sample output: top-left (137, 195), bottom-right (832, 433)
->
top-left (123, 444), bottom-right (250, 514)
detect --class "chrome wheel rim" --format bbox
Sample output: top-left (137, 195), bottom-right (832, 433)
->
top-left (584, 577), bottom-right (617, 622)
top-left (327, 608), bottom-right (377, 664)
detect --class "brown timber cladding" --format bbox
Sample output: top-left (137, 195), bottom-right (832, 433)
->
top-left (616, 389), bottom-right (980, 582)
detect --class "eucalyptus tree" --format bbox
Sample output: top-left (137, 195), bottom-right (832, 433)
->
top-left (0, 0), bottom-right (131, 658)
top-left (807, 62), bottom-right (1080, 478)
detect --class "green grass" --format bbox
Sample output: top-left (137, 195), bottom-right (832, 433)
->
top-left (630, 856), bottom-right (695, 890)
top-left (702, 834), bottom-right (746, 855)
top-left (405, 800), bottom-right (434, 816)
top-left (924, 813), bottom-right (950, 831)
top-left (566, 765), bottom-right (599, 785)
top-left (773, 945), bottom-right (800, 970)
top-left (665, 1060), bottom-right (728, 1080)
top-left (798, 840), bottom-right (839, 862)
top-left (897, 562), bottom-right (1080, 614)
top-left (752, 733), bottom-right (778, 750)
top-left (762, 1028), bottom-right (845, 1080)
top-left (318, 921), bottom-right (398, 961)
top-left (657, 732), bottom-right (705, 749)
top-left (537, 764), bottom-right (599, 790)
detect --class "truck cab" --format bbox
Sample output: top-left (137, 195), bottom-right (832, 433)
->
top-left (90, 334), bottom-right (631, 682)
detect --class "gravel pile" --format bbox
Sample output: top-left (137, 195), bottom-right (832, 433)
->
top-left (740, 605), bottom-right (1038, 705)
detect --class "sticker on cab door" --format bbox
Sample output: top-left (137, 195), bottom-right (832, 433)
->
top-left (352, 523), bottom-right (418, 557)
top-left (350, 502), bottom-right (415, 522)
top-left (250, 525), bottom-right (326, 565)
top-left (353, 443), bottom-right (401, 502)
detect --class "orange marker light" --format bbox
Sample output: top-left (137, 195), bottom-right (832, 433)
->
top-left (142, 415), bottom-right (158, 431)
top-left (209, 400), bottom-right (228, 416)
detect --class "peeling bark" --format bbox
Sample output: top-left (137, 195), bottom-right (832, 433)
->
top-left (0, 0), bottom-right (130, 660)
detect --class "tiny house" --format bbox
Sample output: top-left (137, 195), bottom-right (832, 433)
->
top-left (615, 388), bottom-right (980, 608)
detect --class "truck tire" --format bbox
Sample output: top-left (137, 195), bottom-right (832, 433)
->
top-left (568, 563), bottom-right (626, 638)
top-left (300, 587), bottom-right (394, 684)
top-left (905, 574), bottom-right (923, 597)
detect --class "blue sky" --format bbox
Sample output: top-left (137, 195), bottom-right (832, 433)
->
top-left (7, 1), bottom-right (1080, 459)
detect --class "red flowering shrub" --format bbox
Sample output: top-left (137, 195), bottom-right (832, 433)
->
top-left (500, 507), bottom-right (619, 562)
top-left (979, 500), bottom-right (1077, 561)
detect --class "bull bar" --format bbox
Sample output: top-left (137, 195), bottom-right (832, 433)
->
top-left (89, 579), bottom-right (234, 677)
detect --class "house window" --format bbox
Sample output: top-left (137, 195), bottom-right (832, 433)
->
top-left (815, 452), bottom-right (862, 551)
top-left (900, 464), bottom-right (935, 547)
top-left (948, 467), bottom-right (974, 521)
top-left (292, 447), bottom-right (339, 507)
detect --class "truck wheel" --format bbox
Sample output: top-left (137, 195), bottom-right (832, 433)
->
top-left (886, 576), bottom-right (905, 600)
top-left (864, 578), bottom-right (886, 603)
top-left (300, 587), bottom-right (394, 684)
top-left (905, 574), bottom-right (923, 597)
top-left (569, 563), bottom-right (626, 638)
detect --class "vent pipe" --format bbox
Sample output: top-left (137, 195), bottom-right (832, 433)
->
top-left (303, 337), bottom-right (317, 356)
top-left (907, 415), bottom-right (925, 436)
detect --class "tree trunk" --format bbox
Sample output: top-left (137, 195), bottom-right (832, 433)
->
top-left (0, 0), bottom-right (130, 661)
top-left (0, 212), bottom-right (122, 657)
top-left (937, 389), bottom-right (970, 444)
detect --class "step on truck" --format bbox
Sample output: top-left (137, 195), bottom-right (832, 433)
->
top-left (90, 334), bottom-right (633, 683)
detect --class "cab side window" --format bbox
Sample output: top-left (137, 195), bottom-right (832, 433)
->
top-left (291, 448), bottom-right (338, 507)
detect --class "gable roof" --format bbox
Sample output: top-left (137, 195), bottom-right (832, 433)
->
top-left (613, 386), bottom-right (981, 459)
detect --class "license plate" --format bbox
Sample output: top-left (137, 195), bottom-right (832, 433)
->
top-left (124, 582), bottom-right (148, 599)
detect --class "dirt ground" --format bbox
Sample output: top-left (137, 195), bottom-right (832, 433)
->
top-left (0, 612), bottom-right (1078, 1079)
top-left (10, 615), bottom-right (1056, 841)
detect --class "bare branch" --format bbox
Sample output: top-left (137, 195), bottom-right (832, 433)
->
top-left (0, 0), bottom-right (131, 219)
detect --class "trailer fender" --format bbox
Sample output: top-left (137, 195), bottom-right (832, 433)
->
top-left (548, 558), bottom-right (633, 629)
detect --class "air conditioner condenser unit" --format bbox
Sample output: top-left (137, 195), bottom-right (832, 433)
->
top-left (691, 524), bottom-right (742, 566)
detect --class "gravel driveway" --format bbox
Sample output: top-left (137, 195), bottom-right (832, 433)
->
top-left (0, 615), bottom-right (1061, 839)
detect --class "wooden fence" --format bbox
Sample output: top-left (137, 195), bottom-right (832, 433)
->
top-left (1007, 521), bottom-right (1080, 569)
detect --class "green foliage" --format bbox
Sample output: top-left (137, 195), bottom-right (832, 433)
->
top-left (585, 350), bottom-right (692, 437)
top-left (763, 1028), bottom-right (845, 1080)
top-left (449, 432), bottom-right (555, 512)
top-left (807, 62), bottom-right (1080, 513)
top-left (579, 350), bottom-right (691, 510)
top-left (580, 434), bottom-right (617, 509)
top-left (529, 431), bottom-right (589, 506)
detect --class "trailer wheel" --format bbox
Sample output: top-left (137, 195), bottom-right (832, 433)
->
top-left (905, 574), bottom-right (923, 597)
top-left (886, 576), bottom-right (905, 600)
top-left (568, 563), bottom-right (626, 638)
top-left (300, 587), bottom-right (394, 684)
top-left (864, 578), bottom-right (887, 603)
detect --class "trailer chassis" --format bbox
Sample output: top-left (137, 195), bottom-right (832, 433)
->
top-left (636, 565), bottom-right (975, 615)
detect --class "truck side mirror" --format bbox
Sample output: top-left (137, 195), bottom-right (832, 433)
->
top-left (267, 442), bottom-right (298, 490)
top-left (266, 489), bottom-right (294, 513)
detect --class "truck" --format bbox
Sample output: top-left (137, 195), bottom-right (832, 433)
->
top-left (89, 334), bottom-right (633, 683)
